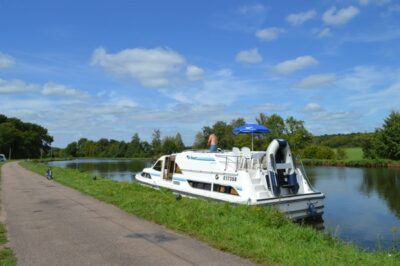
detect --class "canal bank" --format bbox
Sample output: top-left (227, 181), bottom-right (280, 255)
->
top-left (21, 161), bottom-right (400, 265)
top-left (302, 159), bottom-right (397, 168)
top-left (3, 162), bottom-right (253, 266)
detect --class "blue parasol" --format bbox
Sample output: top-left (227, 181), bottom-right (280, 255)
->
top-left (233, 124), bottom-right (270, 150)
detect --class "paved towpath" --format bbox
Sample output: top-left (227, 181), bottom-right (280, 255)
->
top-left (1, 162), bottom-right (253, 266)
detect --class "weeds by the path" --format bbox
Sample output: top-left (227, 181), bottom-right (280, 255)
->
top-left (0, 163), bottom-right (17, 266)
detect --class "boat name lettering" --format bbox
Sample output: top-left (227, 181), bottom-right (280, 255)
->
top-left (223, 175), bottom-right (237, 182)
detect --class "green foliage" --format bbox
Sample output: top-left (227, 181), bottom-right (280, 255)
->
top-left (336, 148), bottom-right (348, 160)
top-left (362, 111), bottom-right (400, 160)
top-left (301, 145), bottom-right (336, 159)
top-left (62, 130), bottom-right (186, 158)
top-left (151, 129), bottom-right (162, 155)
top-left (313, 132), bottom-right (374, 148)
top-left (21, 161), bottom-right (400, 266)
top-left (0, 163), bottom-right (17, 266)
top-left (0, 248), bottom-right (16, 266)
top-left (374, 111), bottom-right (400, 160)
top-left (191, 113), bottom-right (313, 152)
top-left (64, 142), bottom-right (78, 157)
top-left (0, 114), bottom-right (53, 159)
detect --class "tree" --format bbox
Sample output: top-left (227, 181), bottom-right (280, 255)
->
top-left (0, 115), bottom-right (53, 159)
top-left (284, 116), bottom-right (312, 151)
top-left (151, 129), bottom-right (162, 155)
top-left (192, 131), bottom-right (207, 149)
top-left (301, 145), bottom-right (335, 159)
top-left (373, 111), bottom-right (400, 160)
top-left (126, 133), bottom-right (142, 157)
top-left (174, 133), bottom-right (185, 152)
top-left (212, 121), bottom-right (234, 149)
top-left (336, 148), bottom-right (347, 160)
top-left (162, 136), bottom-right (177, 154)
top-left (230, 118), bottom-right (246, 129)
top-left (65, 142), bottom-right (78, 157)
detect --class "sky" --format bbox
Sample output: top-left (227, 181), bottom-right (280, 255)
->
top-left (0, 0), bottom-right (400, 147)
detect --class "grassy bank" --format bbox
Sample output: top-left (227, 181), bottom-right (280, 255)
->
top-left (302, 158), bottom-right (393, 168)
top-left (304, 147), bottom-right (400, 168)
top-left (21, 161), bottom-right (399, 265)
top-left (0, 163), bottom-right (17, 266)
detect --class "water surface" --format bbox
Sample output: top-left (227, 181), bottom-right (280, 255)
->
top-left (48, 158), bottom-right (150, 182)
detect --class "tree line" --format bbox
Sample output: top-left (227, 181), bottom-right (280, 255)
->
top-left (60, 113), bottom-right (342, 159)
top-left (0, 114), bottom-right (53, 159)
top-left (2, 111), bottom-right (399, 160)
top-left (61, 130), bottom-right (185, 158)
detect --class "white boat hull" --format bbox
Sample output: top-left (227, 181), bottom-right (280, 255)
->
top-left (135, 139), bottom-right (325, 220)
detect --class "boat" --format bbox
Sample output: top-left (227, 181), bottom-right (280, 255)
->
top-left (135, 139), bottom-right (324, 220)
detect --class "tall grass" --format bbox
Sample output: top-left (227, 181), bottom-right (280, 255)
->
top-left (21, 161), bottom-right (400, 266)
top-left (0, 163), bottom-right (17, 266)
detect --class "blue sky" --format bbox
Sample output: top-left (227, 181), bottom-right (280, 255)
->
top-left (1, 0), bottom-right (399, 147)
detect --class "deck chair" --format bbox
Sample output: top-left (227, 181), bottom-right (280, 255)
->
top-left (241, 147), bottom-right (251, 169)
top-left (232, 147), bottom-right (240, 171)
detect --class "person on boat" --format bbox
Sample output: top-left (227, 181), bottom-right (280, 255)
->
top-left (208, 132), bottom-right (218, 152)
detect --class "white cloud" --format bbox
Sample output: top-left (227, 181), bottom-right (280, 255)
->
top-left (238, 4), bottom-right (265, 15)
top-left (0, 78), bottom-right (89, 99)
top-left (337, 66), bottom-right (397, 92)
top-left (313, 28), bottom-right (332, 38)
top-left (256, 103), bottom-right (288, 112)
top-left (274, 56), bottom-right (318, 74)
top-left (322, 6), bottom-right (360, 25)
top-left (186, 65), bottom-right (204, 81)
top-left (358, 0), bottom-right (391, 6)
top-left (347, 82), bottom-right (400, 113)
top-left (342, 28), bottom-right (400, 42)
top-left (0, 52), bottom-right (15, 69)
top-left (42, 82), bottom-right (89, 98)
top-left (255, 27), bottom-right (285, 41)
top-left (163, 75), bottom-right (261, 107)
top-left (0, 78), bottom-right (39, 93)
top-left (286, 10), bottom-right (316, 26)
top-left (235, 48), bottom-right (263, 64)
top-left (215, 68), bottom-right (233, 78)
top-left (296, 74), bottom-right (337, 88)
top-left (388, 4), bottom-right (400, 12)
top-left (303, 103), bottom-right (324, 112)
top-left (91, 47), bottom-right (187, 88)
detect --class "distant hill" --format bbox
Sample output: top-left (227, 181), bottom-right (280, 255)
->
top-left (312, 132), bottom-right (373, 148)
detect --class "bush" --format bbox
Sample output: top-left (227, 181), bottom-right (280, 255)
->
top-left (336, 148), bottom-right (347, 160)
top-left (300, 145), bottom-right (335, 159)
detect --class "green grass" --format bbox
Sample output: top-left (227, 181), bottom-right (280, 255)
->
top-left (344, 147), bottom-right (364, 160)
top-left (20, 161), bottom-right (400, 266)
top-left (0, 162), bottom-right (17, 266)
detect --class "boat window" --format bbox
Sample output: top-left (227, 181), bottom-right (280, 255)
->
top-left (174, 163), bottom-right (182, 174)
top-left (141, 172), bottom-right (151, 179)
top-left (213, 184), bottom-right (239, 196)
top-left (153, 160), bottom-right (162, 171)
top-left (188, 180), bottom-right (211, 191)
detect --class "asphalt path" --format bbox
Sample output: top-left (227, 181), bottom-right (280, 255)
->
top-left (1, 162), bottom-right (253, 266)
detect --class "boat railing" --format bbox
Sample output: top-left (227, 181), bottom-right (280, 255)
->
top-left (215, 152), bottom-right (265, 172)
top-left (294, 155), bottom-right (319, 192)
